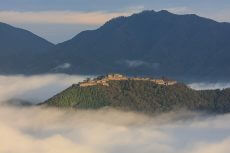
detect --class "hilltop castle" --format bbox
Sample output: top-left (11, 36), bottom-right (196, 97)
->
top-left (78, 74), bottom-right (177, 87)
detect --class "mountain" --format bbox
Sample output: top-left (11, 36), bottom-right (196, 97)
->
top-left (0, 22), bottom-right (54, 74)
top-left (36, 10), bottom-right (230, 81)
top-left (1, 10), bottom-right (230, 81)
top-left (41, 74), bottom-right (230, 114)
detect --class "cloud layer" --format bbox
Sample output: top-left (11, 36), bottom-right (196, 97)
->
top-left (0, 11), bottom-right (132, 25)
top-left (0, 74), bottom-right (87, 103)
top-left (1, 105), bottom-right (230, 153)
top-left (189, 82), bottom-right (230, 90)
top-left (0, 74), bottom-right (230, 153)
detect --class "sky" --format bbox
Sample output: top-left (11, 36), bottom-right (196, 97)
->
top-left (1, 0), bottom-right (230, 43)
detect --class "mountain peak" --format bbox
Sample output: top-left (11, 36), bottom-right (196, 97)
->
top-left (41, 10), bottom-right (230, 81)
top-left (0, 22), bottom-right (54, 74)
top-left (137, 10), bottom-right (156, 15)
top-left (100, 10), bottom-right (174, 31)
top-left (3, 10), bottom-right (230, 81)
top-left (134, 10), bottom-right (173, 16)
top-left (157, 10), bottom-right (170, 14)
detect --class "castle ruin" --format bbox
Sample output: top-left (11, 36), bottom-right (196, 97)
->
top-left (79, 74), bottom-right (177, 87)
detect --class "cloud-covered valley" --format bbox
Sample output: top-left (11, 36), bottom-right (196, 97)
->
top-left (0, 74), bottom-right (87, 103)
top-left (0, 74), bottom-right (230, 153)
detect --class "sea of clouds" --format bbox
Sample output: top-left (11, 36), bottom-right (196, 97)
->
top-left (189, 82), bottom-right (230, 90)
top-left (0, 74), bottom-right (230, 153)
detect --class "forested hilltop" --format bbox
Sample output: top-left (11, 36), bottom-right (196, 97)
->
top-left (41, 74), bottom-right (230, 114)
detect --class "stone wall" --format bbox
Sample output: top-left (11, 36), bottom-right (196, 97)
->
top-left (79, 74), bottom-right (177, 87)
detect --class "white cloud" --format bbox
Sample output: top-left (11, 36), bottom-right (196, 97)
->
top-left (120, 60), bottom-right (160, 69)
top-left (188, 82), bottom-right (230, 90)
top-left (0, 75), bottom-right (230, 153)
top-left (54, 63), bottom-right (71, 70)
top-left (124, 60), bottom-right (146, 67)
top-left (0, 74), bottom-right (87, 103)
top-left (189, 139), bottom-right (230, 153)
top-left (0, 105), bottom-right (230, 153)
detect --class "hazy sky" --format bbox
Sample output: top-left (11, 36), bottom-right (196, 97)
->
top-left (1, 0), bottom-right (230, 43)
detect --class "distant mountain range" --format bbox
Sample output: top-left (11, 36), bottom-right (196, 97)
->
top-left (0, 22), bottom-right (54, 74)
top-left (1, 10), bottom-right (230, 81)
top-left (41, 74), bottom-right (230, 114)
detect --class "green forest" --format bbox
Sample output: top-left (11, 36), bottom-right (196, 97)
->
top-left (41, 80), bottom-right (230, 114)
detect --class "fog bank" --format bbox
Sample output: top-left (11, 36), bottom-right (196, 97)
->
top-left (0, 74), bottom-right (230, 153)
top-left (1, 106), bottom-right (230, 153)
top-left (189, 82), bottom-right (230, 90)
top-left (0, 74), bottom-right (87, 104)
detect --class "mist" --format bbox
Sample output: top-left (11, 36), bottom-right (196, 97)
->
top-left (189, 82), bottom-right (230, 90)
top-left (0, 74), bottom-right (87, 104)
top-left (0, 74), bottom-right (230, 153)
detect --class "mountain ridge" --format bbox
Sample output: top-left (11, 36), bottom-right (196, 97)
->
top-left (34, 10), bottom-right (230, 81)
top-left (1, 10), bottom-right (230, 82)
top-left (0, 22), bottom-right (54, 74)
